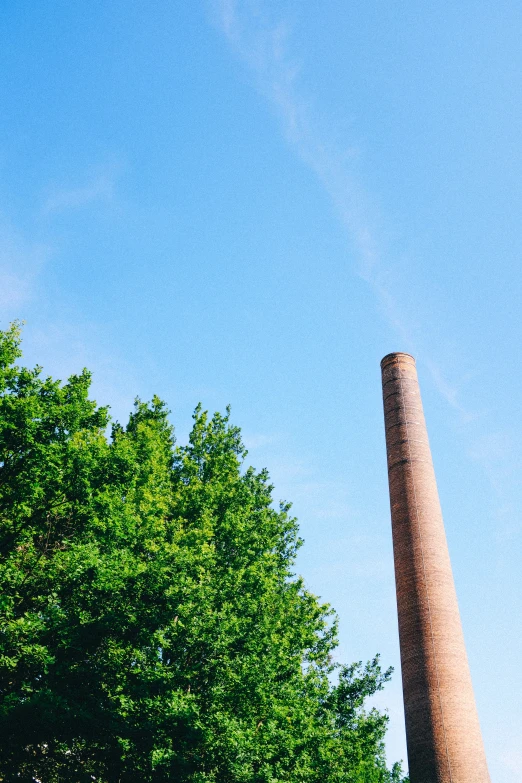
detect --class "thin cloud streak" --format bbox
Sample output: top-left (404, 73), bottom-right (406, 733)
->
top-left (0, 220), bottom-right (49, 312)
top-left (424, 358), bottom-right (476, 422)
top-left (212, 0), bottom-right (407, 337)
top-left (42, 163), bottom-right (122, 215)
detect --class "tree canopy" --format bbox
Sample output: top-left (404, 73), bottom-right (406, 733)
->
top-left (0, 324), bottom-right (407, 782)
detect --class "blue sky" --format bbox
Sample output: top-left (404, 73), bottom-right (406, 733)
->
top-left (2, 1), bottom-right (521, 778)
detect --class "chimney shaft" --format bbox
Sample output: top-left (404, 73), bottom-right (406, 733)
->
top-left (381, 353), bottom-right (490, 783)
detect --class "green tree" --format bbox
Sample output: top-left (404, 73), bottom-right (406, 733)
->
top-left (0, 324), bottom-right (407, 782)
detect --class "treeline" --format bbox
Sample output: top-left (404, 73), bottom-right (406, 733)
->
top-left (0, 324), bottom-right (407, 782)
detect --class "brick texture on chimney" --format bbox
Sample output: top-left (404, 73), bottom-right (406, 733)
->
top-left (381, 353), bottom-right (490, 783)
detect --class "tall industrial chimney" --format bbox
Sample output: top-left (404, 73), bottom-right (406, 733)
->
top-left (380, 353), bottom-right (490, 783)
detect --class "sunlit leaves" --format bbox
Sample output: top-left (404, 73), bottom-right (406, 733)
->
top-left (0, 326), bottom-right (406, 782)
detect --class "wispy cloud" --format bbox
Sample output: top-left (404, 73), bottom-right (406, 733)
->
top-left (211, 0), bottom-right (409, 335)
top-left (42, 163), bottom-right (122, 215)
top-left (1, 162), bottom-right (121, 318)
top-left (0, 219), bottom-right (50, 313)
top-left (424, 357), bottom-right (477, 422)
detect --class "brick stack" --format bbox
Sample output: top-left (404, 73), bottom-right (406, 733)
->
top-left (381, 353), bottom-right (490, 783)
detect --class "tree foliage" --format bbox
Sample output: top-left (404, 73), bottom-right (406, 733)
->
top-left (0, 324), bottom-right (407, 782)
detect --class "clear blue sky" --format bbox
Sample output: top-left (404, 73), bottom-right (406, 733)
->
top-left (2, 1), bottom-right (521, 779)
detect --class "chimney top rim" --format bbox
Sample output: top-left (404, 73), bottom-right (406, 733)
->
top-left (380, 352), bottom-right (416, 368)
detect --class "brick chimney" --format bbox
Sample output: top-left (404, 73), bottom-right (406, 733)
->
top-left (381, 352), bottom-right (490, 783)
